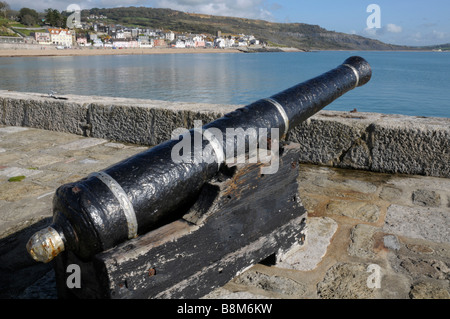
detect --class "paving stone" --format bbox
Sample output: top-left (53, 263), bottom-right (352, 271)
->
top-left (405, 243), bottom-right (435, 255)
top-left (379, 186), bottom-right (403, 202)
top-left (0, 167), bottom-right (43, 179)
top-left (17, 155), bottom-right (63, 168)
top-left (0, 182), bottom-right (50, 202)
top-left (202, 288), bottom-right (270, 299)
top-left (233, 270), bottom-right (307, 297)
top-left (317, 262), bottom-right (379, 299)
top-left (383, 204), bottom-right (450, 244)
top-left (412, 189), bottom-right (441, 207)
top-left (383, 235), bottom-right (401, 251)
top-left (326, 200), bottom-right (380, 222)
top-left (398, 256), bottom-right (449, 280)
top-left (348, 224), bottom-right (379, 259)
top-left (58, 138), bottom-right (107, 150)
top-left (339, 179), bottom-right (378, 194)
top-left (409, 281), bottom-right (450, 299)
top-left (276, 217), bottom-right (338, 271)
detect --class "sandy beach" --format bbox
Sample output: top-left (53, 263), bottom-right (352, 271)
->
top-left (0, 46), bottom-right (243, 57)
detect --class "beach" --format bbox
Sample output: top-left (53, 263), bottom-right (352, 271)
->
top-left (0, 46), bottom-right (244, 57)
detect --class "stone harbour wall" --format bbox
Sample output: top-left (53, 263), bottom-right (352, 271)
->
top-left (1, 90), bottom-right (449, 178)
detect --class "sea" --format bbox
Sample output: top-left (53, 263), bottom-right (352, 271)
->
top-left (0, 51), bottom-right (449, 118)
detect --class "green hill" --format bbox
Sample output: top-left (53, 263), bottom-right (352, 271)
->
top-left (82, 6), bottom-right (412, 50)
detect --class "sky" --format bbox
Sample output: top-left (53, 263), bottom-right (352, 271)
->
top-left (8, 0), bottom-right (450, 46)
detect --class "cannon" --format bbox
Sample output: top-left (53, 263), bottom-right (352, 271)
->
top-left (26, 56), bottom-right (371, 298)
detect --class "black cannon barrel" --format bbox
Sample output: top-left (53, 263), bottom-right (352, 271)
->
top-left (27, 56), bottom-right (372, 263)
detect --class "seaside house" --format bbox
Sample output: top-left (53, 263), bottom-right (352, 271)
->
top-left (48, 28), bottom-right (73, 47)
top-left (193, 35), bottom-right (205, 48)
top-left (76, 36), bottom-right (88, 46)
top-left (238, 39), bottom-right (248, 47)
top-left (138, 35), bottom-right (153, 48)
top-left (112, 39), bottom-right (139, 48)
top-left (165, 31), bottom-right (175, 42)
top-left (34, 32), bottom-right (51, 45)
top-left (92, 39), bottom-right (103, 47)
top-left (175, 40), bottom-right (186, 48)
top-left (214, 36), bottom-right (235, 48)
top-left (153, 39), bottom-right (167, 47)
top-left (214, 37), bottom-right (225, 48)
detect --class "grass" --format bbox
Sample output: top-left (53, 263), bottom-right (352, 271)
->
top-left (9, 22), bottom-right (42, 28)
top-left (0, 27), bottom-right (18, 37)
top-left (11, 28), bottom-right (46, 36)
top-left (8, 176), bottom-right (26, 182)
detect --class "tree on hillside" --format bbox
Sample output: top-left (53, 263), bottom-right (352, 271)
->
top-left (0, 1), bottom-right (10, 19)
top-left (45, 8), bottom-right (66, 28)
top-left (18, 7), bottom-right (39, 26)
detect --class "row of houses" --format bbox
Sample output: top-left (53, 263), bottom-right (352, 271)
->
top-left (34, 26), bottom-right (262, 49)
top-left (83, 22), bottom-right (263, 48)
top-left (35, 28), bottom-right (74, 47)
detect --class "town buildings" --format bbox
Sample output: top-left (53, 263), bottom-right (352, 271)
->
top-left (48, 28), bottom-right (73, 47)
top-left (34, 32), bottom-right (51, 45)
top-left (33, 19), bottom-right (262, 50)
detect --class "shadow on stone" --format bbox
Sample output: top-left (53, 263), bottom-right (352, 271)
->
top-left (0, 217), bottom-right (56, 299)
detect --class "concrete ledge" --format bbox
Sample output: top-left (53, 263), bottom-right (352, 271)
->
top-left (288, 112), bottom-right (450, 178)
top-left (1, 90), bottom-right (449, 178)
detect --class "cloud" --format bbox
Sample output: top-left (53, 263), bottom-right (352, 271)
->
top-left (412, 30), bottom-right (449, 44)
top-left (366, 24), bottom-right (402, 35)
top-left (360, 22), bottom-right (450, 46)
top-left (385, 23), bottom-right (402, 33)
top-left (363, 22), bottom-right (403, 37)
top-left (432, 30), bottom-right (446, 39)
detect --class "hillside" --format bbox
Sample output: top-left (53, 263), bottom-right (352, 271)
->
top-left (81, 7), bottom-right (412, 51)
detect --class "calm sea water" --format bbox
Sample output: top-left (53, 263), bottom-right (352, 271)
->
top-left (0, 51), bottom-right (449, 118)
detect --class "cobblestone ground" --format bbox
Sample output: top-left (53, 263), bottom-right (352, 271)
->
top-left (209, 165), bottom-right (450, 299)
top-left (1, 125), bottom-right (449, 299)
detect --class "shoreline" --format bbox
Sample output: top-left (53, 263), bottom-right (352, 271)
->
top-left (0, 46), bottom-right (443, 58)
top-left (0, 47), bottom-right (246, 58)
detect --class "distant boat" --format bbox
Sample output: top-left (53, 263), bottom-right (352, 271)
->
top-left (56, 46), bottom-right (64, 50)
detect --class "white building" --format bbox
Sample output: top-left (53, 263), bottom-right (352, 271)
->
top-left (214, 37), bottom-right (235, 48)
top-left (193, 35), bottom-right (205, 48)
top-left (165, 31), bottom-right (175, 42)
top-left (175, 40), bottom-right (185, 48)
top-left (214, 37), bottom-right (225, 48)
top-left (35, 32), bottom-right (51, 45)
top-left (138, 36), bottom-right (154, 48)
top-left (92, 39), bottom-right (103, 47)
top-left (48, 28), bottom-right (73, 47)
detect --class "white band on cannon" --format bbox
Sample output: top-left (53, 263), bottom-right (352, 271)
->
top-left (91, 171), bottom-right (138, 239)
top-left (343, 63), bottom-right (360, 88)
top-left (264, 98), bottom-right (289, 137)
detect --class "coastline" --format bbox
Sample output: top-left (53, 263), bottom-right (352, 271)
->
top-left (0, 46), bottom-right (441, 58)
top-left (0, 47), bottom-right (244, 58)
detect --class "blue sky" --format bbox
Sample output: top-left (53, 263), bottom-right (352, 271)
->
top-left (9, 0), bottom-right (450, 46)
